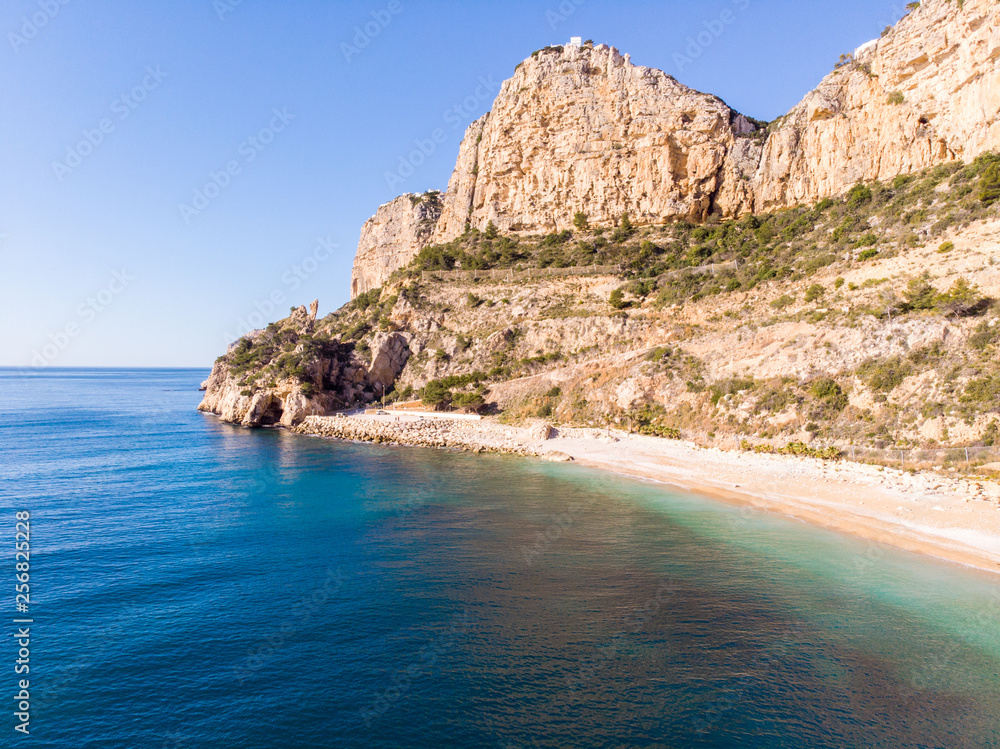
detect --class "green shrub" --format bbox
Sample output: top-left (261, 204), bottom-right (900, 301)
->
top-left (770, 294), bottom-right (795, 310)
top-left (938, 241), bottom-right (954, 253)
top-left (902, 274), bottom-right (940, 311)
top-left (741, 440), bottom-right (842, 460)
top-left (846, 184), bottom-right (873, 209)
top-left (984, 420), bottom-right (999, 447)
top-left (609, 288), bottom-right (627, 309)
top-left (452, 392), bottom-right (485, 412)
top-left (352, 287), bottom-right (382, 311)
top-left (940, 277), bottom-right (986, 316)
top-left (804, 284), bottom-right (825, 303)
top-left (887, 91), bottom-right (905, 105)
top-left (573, 212), bottom-right (589, 230)
top-left (969, 320), bottom-right (999, 350)
top-left (963, 376), bottom-right (1000, 407)
top-left (709, 377), bottom-right (756, 405)
top-left (979, 161), bottom-right (1000, 206)
top-left (858, 248), bottom-right (879, 261)
top-left (421, 380), bottom-right (452, 408)
top-left (810, 378), bottom-right (848, 412)
top-left (611, 213), bottom-right (635, 243)
top-left (858, 356), bottom-right (911, 392)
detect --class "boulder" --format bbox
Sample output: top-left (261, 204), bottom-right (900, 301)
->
top-left (367, 332), bottom-right (411, 391)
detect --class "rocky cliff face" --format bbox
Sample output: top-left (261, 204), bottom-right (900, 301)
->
top-left (197, 304), bottom-right (412, 427)
top-left (752, 0), bottom-right (1000, 211)
top-left (432, 45), bottom-right (760, 238)
top-left (350, 0), bottom-right (1000, 298)
top-left (350, 191), bottom-right (442, 297)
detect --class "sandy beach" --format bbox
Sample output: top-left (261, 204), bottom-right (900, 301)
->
top-left (294, 412), bottom-right (1000, 576)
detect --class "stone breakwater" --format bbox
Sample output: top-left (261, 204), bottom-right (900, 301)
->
top-left (292, 415), bottom-right (574, 461)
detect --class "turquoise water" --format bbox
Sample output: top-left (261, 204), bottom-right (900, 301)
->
top-left (3, 368), bottom-right (1000, 747)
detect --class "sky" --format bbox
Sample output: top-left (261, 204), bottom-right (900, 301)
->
top-left (0, 0), bottom-right (913, 368)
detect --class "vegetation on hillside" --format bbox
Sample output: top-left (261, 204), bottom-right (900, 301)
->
top-left (396, 154), bottom-right (1000, 312)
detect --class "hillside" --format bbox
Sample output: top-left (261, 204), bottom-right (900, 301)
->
top-left (201, 155), bottom-right (1000, 464)
top-left (352, 0), bottom-right (1000, 296)
top-left (200, 0), bottom-right (1000, 471)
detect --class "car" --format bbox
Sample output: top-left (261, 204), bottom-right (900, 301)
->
top-left (376, 410), bottom-right (389, 415)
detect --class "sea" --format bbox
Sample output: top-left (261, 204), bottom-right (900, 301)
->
top-left (3, 367), bottom-right (1000, 748)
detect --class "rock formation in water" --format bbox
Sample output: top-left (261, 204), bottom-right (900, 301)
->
top-left (350, 0), bottom-right (1000, 296)
top-left (197, 303), bottom-right (411, 427)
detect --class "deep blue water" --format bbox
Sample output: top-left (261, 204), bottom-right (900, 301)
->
top-left (3, 368), bottom-right (1000, 748)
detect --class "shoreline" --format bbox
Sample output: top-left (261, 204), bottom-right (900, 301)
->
top-left (289, 413), bottom-right (1000, 576)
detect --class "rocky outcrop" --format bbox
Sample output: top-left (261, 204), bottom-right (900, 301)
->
top-left (431, 115), bottom-right (489, 243)
top-left (351, 191), bottom-right (442, 297)
top-left (350, 0), bottom-right (1000, 298)
top-left (435, 44), bottom-right (761, 236)
top-left (367, 332), bottom-right (411, 392)
top-left (197, 357), bottom-right (343, 428)
top-left (198, 305), bottom-right (409, 428)
top-left (752, 0), bottom-right (1000, 210)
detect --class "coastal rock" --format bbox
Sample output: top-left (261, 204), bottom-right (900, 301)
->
top-left (349, 0), bottom-right (1000, 296)
top-left (367, 332), bottom-right (411, 391)
top-left (351, 191), bottom-right (442, 297)
top-left (431, 115), bottom-right (489, 243)
top-left (531, 423), bottom-right (556, 440)
top-left (751, 0), bottom-right (1000, 210)
top-left (542, 451), bottom-right (573, 462)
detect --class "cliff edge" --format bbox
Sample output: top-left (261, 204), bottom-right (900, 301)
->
top-left (351, 0), bottom-right (1000, 296)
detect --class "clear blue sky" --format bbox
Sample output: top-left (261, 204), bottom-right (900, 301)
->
top-left (1, 0), bottom-right (909, 367)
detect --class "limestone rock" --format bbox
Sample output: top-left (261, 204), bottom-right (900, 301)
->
top-left (349, 0), bottom-right (1000, 297)
top-left (446, 43), bottom-right (759, 235)
top-left (752, 0), bottom-right (1000, 210)
top-left (351, 191), bottom-right (442, 297)
top-left (542, 451), bottom-right (573, 462)
top-left (432, 115), bottom-right (489, 243)
top-left (531, 423), bottom-right (556, 440)
top-left (367, 332), bottom-right (411, 391)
